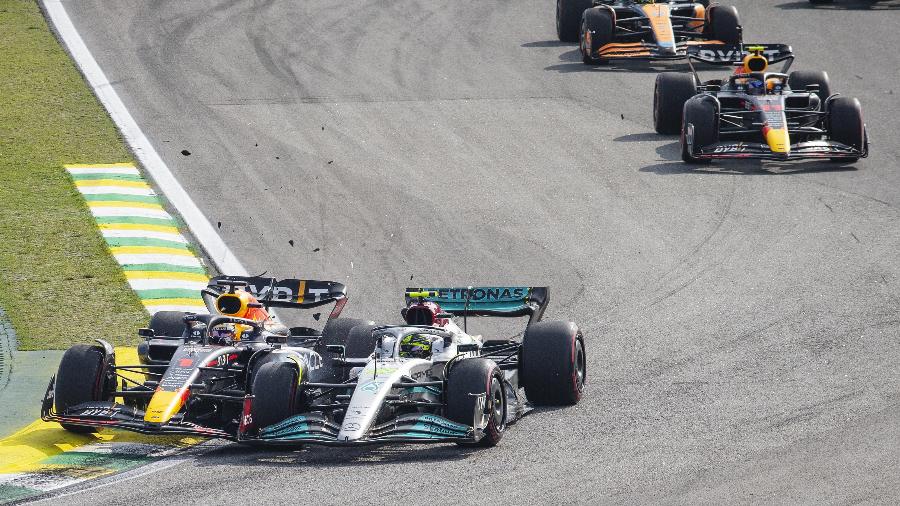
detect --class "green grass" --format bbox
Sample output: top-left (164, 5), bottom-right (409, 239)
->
top-left (0, 0), bottom-right (148, 350)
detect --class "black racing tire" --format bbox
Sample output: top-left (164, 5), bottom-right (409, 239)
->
top-left (520, 321), bottom-right (586, 406)
top-left (654, 73), bottom-right (698, 135)
top-left (809, 0), bottom-right (833, 4)
top-left (557, 0), bottom-right (593, 42)
top-left (681, 97), bottom-right (718, 164)
top-left (708, 6), bottom-right (741, 45)
top-left (55, 344), bottom-right (111, 433)
top-left (344, 324), bottom-right (379, 359)
top-left (250, 361), bottom-right (303, 430)
top-left (148, 310), bottom-right (188, 338)
top-left (828, 96), bottom-right (864, 162)
top-left (788, 70), bottom-right (833, 107)
top-left (580, 8), bottom-right (614, 65)
top-left (319, 317), bottom-right (373, 347)
top-left (446, 358), bottom-right (506, 447)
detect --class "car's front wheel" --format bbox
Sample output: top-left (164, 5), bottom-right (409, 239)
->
top-left (446, 358), bottom-right (506, 447)
top-left (681, 97), bottom-right (718, 164)
top-left (250, 361), bottom-right (305, 430)
top-left (828, 96), bottom-right (865, 163)
top-left (55, 344), bottom-right (113, 433)
top-left (580, 8), bottom-right (614, 65)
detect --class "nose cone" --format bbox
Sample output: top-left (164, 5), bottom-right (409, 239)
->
top-left (144, 389), bottom-right (186, 424)
top-left (765, 127), bottom-right (790, 156)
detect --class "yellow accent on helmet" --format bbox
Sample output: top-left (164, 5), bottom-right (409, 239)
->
top-left (399, 334), bottom-right (433, 358)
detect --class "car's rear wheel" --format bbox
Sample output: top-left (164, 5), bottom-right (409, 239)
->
top-left (55, 344), bottom-right (112, 433)
top-left (148, 311), bottom-right (187, 338)
top-left (828, 96), bottom-right (865, 163)
top-left (250, 361), bottom-right (304, 430)
top-left (788, 70), bottom-right (833, 107)
top-left (654, 73), bottom-right (698, 135)
top-left (557, 0), bottom-right (593, 42)
top-left (707, 6), bottom-right (741, 45)
top-left (581, 8), bottom-right (614, 65)
top-left (343, 324), bottom-right (379, 359)
top-left (446, 358), bottom-right (506, 446)
top-left (319, 318), bottom-right (373, 347)
top-left (520, 321), bottom-right (586, 405)
top-left (681, 97), bottom-right (718, 164)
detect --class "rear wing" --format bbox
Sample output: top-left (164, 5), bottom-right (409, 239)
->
top-left (207, 275), bottom-right (347, 310)
top-left (405, 286), bottom-right (549, 322)
top-left (687, 43), bottom-right (793, 65)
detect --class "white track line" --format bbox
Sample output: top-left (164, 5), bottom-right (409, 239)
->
top-left (42, 0), bottom-right (248, 277)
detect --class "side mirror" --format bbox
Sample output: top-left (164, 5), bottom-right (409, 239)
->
top-left (265, 334), bottom-right (287, 344)
top-left (805, 84), bottom-right (820, 93)
top-left (326, 344), bottom-right (346, 355)
top-left (457, 343), bottom-right (478, 353)
top-left (435, 312), bottom-right (453, 319)
top-left (138, 328), bottom-right (154, 338)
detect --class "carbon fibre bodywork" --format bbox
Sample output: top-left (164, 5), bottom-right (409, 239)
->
top-left (41, 276), bottom-right (356, 440)
top-left (679, 44), bottom-right (869, 162)
top-left (577, 1), bottom-right (739, 62)
top-left (240, 286), bottom-right (585, 447)
top-left (239, 321), bottom-right (525, 446)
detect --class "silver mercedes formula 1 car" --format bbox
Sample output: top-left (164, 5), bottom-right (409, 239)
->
top-left (239, 286), bottom-right (587, 447)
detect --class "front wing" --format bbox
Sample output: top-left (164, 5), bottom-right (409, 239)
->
top-left (692, 139), bottom-right (868, 161)
top-left (40, 379), bottom-right (232, 439)
top-left (239, 391), bottom-right (491, 447)
top-left (593, 40), bottom-right (726, 61)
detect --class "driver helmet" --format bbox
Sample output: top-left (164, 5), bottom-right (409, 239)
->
top-left (399, 334), bottom-right (434, 359)
top-left (747, 79), bottom-right (765, 95)
top-left (209, 323), bottom-right (236, 344)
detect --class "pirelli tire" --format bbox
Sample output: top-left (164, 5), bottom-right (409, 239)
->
top-left (828, 96), bottom-right (865, 163)
top-left (681, 96), bottom-right (718, 164)
top-left (446, 358), bottom-right (506, 447)
top-left (654, 73), bottom-right (699, 135)
top-left (148, 310), bottom-right (188, 338)
top-left (343, 324), bottom-right (379, 359)
top-left (250, 361), bottom-right (305, 430)
top-left (557, 0), bottom-right (593, 42)
top-left (581, 8), bottom-right (614, 65)
top-left (319, 317), bottom-right (374, 347)
top-left (788, 70), bottom-right (833, 107)
top-left (520, 321), bottom-right (586, 406)
top-left (55, 344), bottom-right (113, 433)
top-left (707, 5), bottom-right (741, 45)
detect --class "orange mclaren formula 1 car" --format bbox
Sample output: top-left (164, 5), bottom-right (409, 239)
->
top-left (653, 44), bottom-right (869, 163)
top-left (556, 0), bottom-right (742, 64)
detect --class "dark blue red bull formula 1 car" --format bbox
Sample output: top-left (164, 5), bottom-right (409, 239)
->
top-left (653, 44), bottom-right (868, 163)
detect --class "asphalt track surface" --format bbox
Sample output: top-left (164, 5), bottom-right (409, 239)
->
top-left (48, 0), bottom-right (899, 503)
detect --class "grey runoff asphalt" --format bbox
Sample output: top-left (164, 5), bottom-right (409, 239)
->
top-left (44, 0), bottom-right (900, 503)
